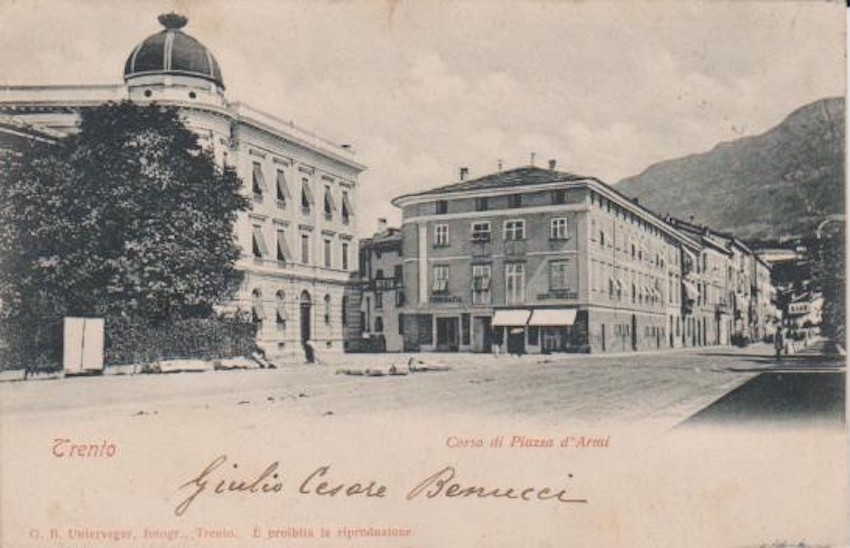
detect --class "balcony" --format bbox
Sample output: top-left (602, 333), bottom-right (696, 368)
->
top-left (471, 239), bottom-right (492, 257)
top-left (370, 278), bottom-right (403, 291)
top-left (504, 239), bottom-right (527, 256)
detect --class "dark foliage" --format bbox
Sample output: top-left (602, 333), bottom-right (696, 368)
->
top-left (0, 101), bottom-right (251, 369)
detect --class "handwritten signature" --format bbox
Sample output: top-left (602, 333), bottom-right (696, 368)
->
top-left (175, 455), bottom-right (586, 516)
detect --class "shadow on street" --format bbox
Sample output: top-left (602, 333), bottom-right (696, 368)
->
top-left (680, 371), bottom-right (845, 427)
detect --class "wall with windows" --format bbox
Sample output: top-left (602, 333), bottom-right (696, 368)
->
top-left (358, 236), bottom-right (405, 352)
top-left (228, 116), bottom-right (363, 358)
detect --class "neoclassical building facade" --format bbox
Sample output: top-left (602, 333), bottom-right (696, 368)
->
top-left (0, 13), bottom-right (366, 361)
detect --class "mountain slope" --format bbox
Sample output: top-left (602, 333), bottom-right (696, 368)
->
top-left (615, 97), bottom-right (845, 241)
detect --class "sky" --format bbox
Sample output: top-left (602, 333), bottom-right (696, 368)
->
top-left (0, 0), bottom-right (844, 234)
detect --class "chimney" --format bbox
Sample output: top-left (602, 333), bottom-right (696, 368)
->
top-left (377, 217), bottom-right (387, 232)
top-left (530, 152), bottom-right (536, 166)
top-left (459, 167), bottom-right (469, 181)
top-left (548, 159), bottom-right (557, 170)
top-left (497, 159), bottom-right (503, 172)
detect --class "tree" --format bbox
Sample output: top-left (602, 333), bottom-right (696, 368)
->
top-left (0, 101), bottom-right (249, 325)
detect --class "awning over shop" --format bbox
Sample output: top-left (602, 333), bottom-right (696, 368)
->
top-left (492, 309), bottom-right (531, 327)
top-left (528, 308), bottom-right (577, 326)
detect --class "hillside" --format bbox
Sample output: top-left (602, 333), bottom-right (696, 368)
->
top-left (615, 97), bottom-right (845, 241)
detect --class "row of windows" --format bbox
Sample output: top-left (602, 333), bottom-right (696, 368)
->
top-left (593, 223), bottom-right (667, 270)
top-left (251, 225), bottom-right (350, 270)
top-left (250, 290), bottom-right (347, 327)
top-left (591, 260), bottom-right (671, 306)
top-left (433, 218), bottom-right (568, 247)
top-left (590, 190), bottom-right (665, 239)
top-left (251, 161), bottom-right (353, 224)
top-left (431, 260), bottom-right (572, 305)
top-left (434, 189), bottom-right (569, 215)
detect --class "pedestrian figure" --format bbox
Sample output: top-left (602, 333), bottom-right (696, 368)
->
top-left (304, 340), bottom-right (316, 364)
top-left (774, 329), bottom-right (784, 360)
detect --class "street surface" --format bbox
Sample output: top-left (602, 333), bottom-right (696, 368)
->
top-left (2, 342), bottom-right (843, 428)
top-left (0, 342), bottom-right (846, 548)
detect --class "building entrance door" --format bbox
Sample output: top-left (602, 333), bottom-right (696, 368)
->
top-left (631, 314), bottom-right (637, 351)
top-left (472, 316), bottom-right (492, 353)
top-left (507, 327), bottom-right (526, 355)
top-left (300, 291), bottom-right (312, 343)
top-left (435, 317), bottom-right (459, 352)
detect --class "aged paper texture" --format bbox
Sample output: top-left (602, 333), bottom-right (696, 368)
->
top-left (0, 1), bottom-right (846, 547)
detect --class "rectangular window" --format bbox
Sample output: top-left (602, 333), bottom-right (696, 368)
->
top-left (324, 238), bottom-right (332, 268)
top-left (276, 169), bottom-right (289, 203)
top-left (341, 190), bottom-right (352, 225)
top-left (551, 189), bottom-right (566, 204)
top-left (301, 233), bottom-right (310, 264)
top-left (252, 225), bottom-right (269, 258)
top-left (276, 229), bottom-right (291, 262)
top-left (474, 197), bottom-right (489, 211)
top-left (341, 242), bottom-right (349, 270)
top-left (508, 194), bottom-right (522, 208)
top-left (375, 292), bottom-right (383, 310)
top-left (325, 186), bottom-right (338, 219)
top-left (301, 178), bottom-right (314, 214)
top-left (550, 218), bottom-right (568, 239)
top-left (503, 219), bottom-right (526, 241)
top-left (436, 200), bottom-right (448, 214)
top-left (252, 162), bottom-right (266, 197)
top-left (505, 263), bottom-right (525, 304)
top-left (549, 260), bottom-right (570, 290)
top-left (471, 264), bottom-right (492, 305)
top-left (471, 221), bottom-right (491, 242)
top-left (432, 265), bottom-right (449, 293)
top-left (434, 224), bottom-right (449, 247)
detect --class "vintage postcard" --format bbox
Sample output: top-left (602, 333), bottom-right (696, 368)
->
top-left (0, 1), bottom-right (846, 547)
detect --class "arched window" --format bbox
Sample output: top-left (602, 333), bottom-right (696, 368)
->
top-left (275, 290), bottom-right (286, 328)
top-left (251, 289), bottom-right (265, 324)
top-left (375, 316), bottom-right (384, 332)
top-left (324, 294), bottom-right (331, 324)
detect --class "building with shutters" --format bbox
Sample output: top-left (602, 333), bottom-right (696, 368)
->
top-left (350, 221), bottom-right (405, 352)
top-left (0, 13), bottom-right (365, 361)
top-left (391, 164), bottom-right (773, 354)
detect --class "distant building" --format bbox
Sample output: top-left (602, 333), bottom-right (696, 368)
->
top-left (0, 13), bottom-right (366, 361)
top-left (669, 218), bottom-right (777, 344)
top-left (391, 165), bottom-right (707, 354)
top-left (785, 291), bottom-right (823, 329)
top-left (352, 220), bottom-right (405, 352)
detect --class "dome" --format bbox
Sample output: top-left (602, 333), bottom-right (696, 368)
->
top-left (124, 13), bottom-right (224, 89)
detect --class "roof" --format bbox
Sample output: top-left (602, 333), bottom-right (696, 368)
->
top-left (392, 166), bottom-right (589, 203)
top-left (124, 13), bottom-right (224, 89)
top-left (360, 228), bottom-right (401, 251)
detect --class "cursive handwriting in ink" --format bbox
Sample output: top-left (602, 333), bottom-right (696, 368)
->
top-left (406, 465), bottom-right (587, 504)
top-left (174, 455), bottom-right (283, 516)
top-left (299, 465), bottom-right (388, 498)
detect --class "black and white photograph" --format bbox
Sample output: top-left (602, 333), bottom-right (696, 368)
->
top-left (0, 1), bottom-right (846, 546)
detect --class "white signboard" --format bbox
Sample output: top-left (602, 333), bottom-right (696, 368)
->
top-left (62, 317), bottom-right (104, 375)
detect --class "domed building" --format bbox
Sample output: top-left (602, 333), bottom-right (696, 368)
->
top-left (0, 13), bottom-right (366, 362)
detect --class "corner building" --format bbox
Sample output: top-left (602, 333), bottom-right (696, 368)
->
top-left (392, 166), bottom-right (698, 354)
top-left (0, 14), bottom-right (366, 361)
